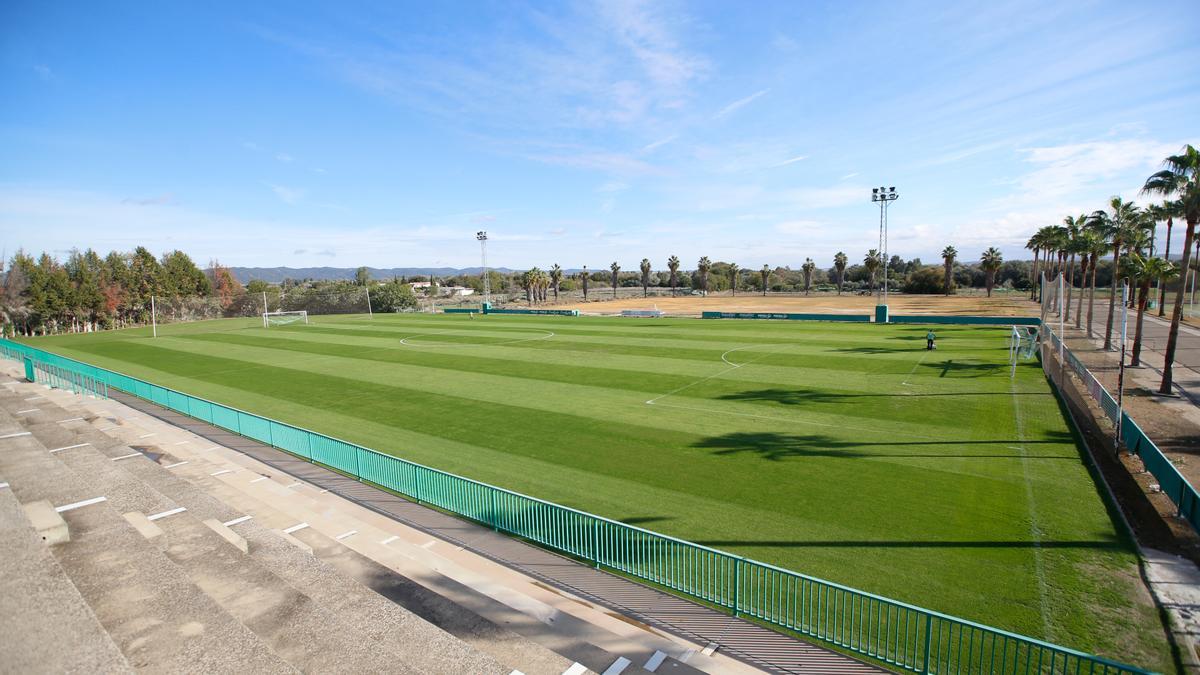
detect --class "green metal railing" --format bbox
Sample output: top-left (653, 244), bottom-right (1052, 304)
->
top-left (1044, 329), bottom-right (1199, 533)
top-left (0, 337), bottom-right (1151, 674)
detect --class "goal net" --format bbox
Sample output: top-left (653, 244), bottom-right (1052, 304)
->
top-left (1009, 325), bottom-right (1040, 375)
top-left (263, 310), bottom-right (308, 328)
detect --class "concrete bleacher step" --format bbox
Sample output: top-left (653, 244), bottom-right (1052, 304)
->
top-left (0, 483), bottom-right (132, 673)
top-left (10, 395), bottom-right (516, 675)
top-left (0, 406), bottom-right (297, 673)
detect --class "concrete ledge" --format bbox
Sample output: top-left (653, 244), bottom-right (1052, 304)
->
top-left (275, 529), bottom-right (312, 555)
top-left (123, 511), bottom-right (166, 550)
top-left (23, 500), bottom-right (69, 545)
top-left (203, 518), bottom-right (248, 554)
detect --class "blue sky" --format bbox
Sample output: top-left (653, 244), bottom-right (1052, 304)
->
top-left (2, 0), bottom-right (1198, 270)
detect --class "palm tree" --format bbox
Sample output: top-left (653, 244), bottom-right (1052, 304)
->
top-left (1046, 225), bottom-right (1070, 311)
top-left (760, 264), bottom-right (770, 296)
top-left (981, 247), bottom-right (1003, 297)
top-left (549, 264), bottom-right (562, 302)
top-left (801, 258), bottom-right (816, 295)
top-left (1150, 200), bottom-right (1184, 316)
top-left (941, 246), bottom-right (957, 296)
top-left (697, 256), bottom-right (711, 295)
top-left (538, 268), bottom-right (551, 302)
top-left (667, 256), bottom-right (680, 297)
top-left (1142, 144), bottom-right (1200, 394)
top-left (1128, 255), bottom-right (1178, 367)
top-left (728, 263), bottom-right (740, 296)
top-left (1081, 227), bottom-right (1108, 338)
top-left (864, 249), bottom-right (881, 295)
top-left (1061, 214), bottom-right (1087, 322)
top-left (1091, 197), bottom-right (1141, 350)
top-left (833, 252), bottom-right (847, 295)
top-left (581, 265), bottom-right (589, 301)
top-left (520, 268), bottom-right (536, 305)
top-left (610, 261), bottom-right (620, 299)
top-left (640, 258), bottom-right (652, 297)
top-left (1026, 233), bottom-right (1042, 300)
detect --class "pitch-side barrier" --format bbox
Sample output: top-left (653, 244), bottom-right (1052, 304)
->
top-left (0, 337), bottom-right (1152, 675)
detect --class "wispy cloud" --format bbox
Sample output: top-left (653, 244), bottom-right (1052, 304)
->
top-left (840, 172), bottom-right (859, 180)
top-left (714, 89), bottom-right (769, 120)
top-left (769, 154), bottom-right (808, 168)
top-left (32, 64), bottom-right (53, 81)
top-left (267, 183), bottom-right (303, 204)
top-left (275, 152), bottom-right (294, 162)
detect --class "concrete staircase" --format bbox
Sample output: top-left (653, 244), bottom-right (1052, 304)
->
top-left (0, 374), bottom-right (737, 674)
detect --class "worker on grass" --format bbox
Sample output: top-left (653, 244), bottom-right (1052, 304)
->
top-left (926, 329), bottom-right (937, 351)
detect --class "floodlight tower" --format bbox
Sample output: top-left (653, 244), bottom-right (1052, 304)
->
top-left (476, 231), bottom-right (491, 305)
top-left (873, 183), bottom-right (902, 299)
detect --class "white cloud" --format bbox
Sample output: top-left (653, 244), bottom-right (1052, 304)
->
top-left (32, 64), bottom-right (53, 81)
top-left (774, 220), bottom-right (823, 235)
top-left (840, 172), bottom-right (859, 180)
top-left (597, 180), bottom-right (630, 193)
top-left (641, 135), bottom-right (677, 152)
top-left (275, 152), bottom-right (294, 162)
top-left (785, 184), bottom-right (867, 209)
top-left (769, 154), bottom-right (808, 168)
top-left (713, 89), bottom-right (769, 120)
top-left (1015, 138), bottom-right (1179, 200)
top-left (268, 184), bottom-right (303, 204)
top-left (121, 193), bottom-right (177, 206)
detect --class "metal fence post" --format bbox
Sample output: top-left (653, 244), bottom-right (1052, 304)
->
top-left (592, 518), bottom-right (600, 569)
top-left (922, 614), bottom-right (933, 673)
top-left (490, 489), bottom-right (499, 531)
top-left (732, 558), bottom-right (741, 616)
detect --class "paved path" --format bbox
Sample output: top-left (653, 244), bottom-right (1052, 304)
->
top-left (1051, 297), bottom-right (1200, 406)
top-left (108, 390), bottom-right (881, 675)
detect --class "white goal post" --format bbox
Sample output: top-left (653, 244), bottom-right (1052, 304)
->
top-left (263, 310), bottom-right (308, 328)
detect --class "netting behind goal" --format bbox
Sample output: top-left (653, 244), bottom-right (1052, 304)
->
top-left (263, 310), bottom-right (308, 327)
top-left (149, 286), bottom-right (371, 332)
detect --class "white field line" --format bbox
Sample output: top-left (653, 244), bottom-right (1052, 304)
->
top-left (210, 469), bottom-right (233, 477)
top-left (602, 657), bottom-right (631, 675)
top-left (137, 433), bottom-right (155, 439)
top-left (1010, 378), bottom-right (1053, 641)
top-left (23, 396), bottom-right (44, 401)
top-left (163, 461), bottom-right (188, 469)
top-left (223, 515), bottom-right (252, 527)
top-left (57, 417), bottom-right (85, 423)
top-left (15, 409), bottom-right (39, 414)
top-left (645, 345), bottom-right (768, 405)
top-left (249, 476), bottom-right (269, 483)
top-left (0, 431), bottom-right (32, 439)
top-left (900, 349), bottom-right (933, 386)
top-left (49, 443), bottom-right (91, 454)
top-left (335, 529), bottom-right (358, 540)
top-left (379, 535), bottom-right (399, 545)
top-left (282, 522), bottom-right (308, 534)
top-left (111, 452), bottom-right (142, 461)
top-left (643, 651), bottom-right (667, 672)
top-left (0, 482), bottom-right (9, 490)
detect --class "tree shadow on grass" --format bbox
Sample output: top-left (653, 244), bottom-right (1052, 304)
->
top-left (693, 431), bottom-right (1077, 461)
top-left (692, 538), bottom-right (1124, 550)
top-left (718, 388), bottom-right (1050, 405)
top-left (922, 359), bottom-right (1005, 378)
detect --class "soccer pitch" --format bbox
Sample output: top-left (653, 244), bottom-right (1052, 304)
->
top-left (32, 313), bottom-right (1169, 667)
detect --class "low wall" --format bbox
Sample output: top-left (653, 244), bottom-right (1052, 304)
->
top-left (701, 311), bottom-right (869, 322)
top-left (484, 308), bottom-right (580, 316)
top-left (890, 315), bottom-right (1040, 326)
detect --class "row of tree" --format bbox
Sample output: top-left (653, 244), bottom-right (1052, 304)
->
top-left (1030, 144), bottom-right (1198, 394)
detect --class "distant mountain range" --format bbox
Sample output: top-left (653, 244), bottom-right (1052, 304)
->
top-left (227, 267), bottom-right (518, 284)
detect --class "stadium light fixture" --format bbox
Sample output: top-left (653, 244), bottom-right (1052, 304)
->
top-left (870, 186), bottom-right (900, 303)
top-left (476, 231), bottom-right (491, 305)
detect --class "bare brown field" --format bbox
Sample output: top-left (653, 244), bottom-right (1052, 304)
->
top-left (555, 292), bottom-right (1040, 317)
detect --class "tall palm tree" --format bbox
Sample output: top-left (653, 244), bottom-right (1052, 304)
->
top-left (833, 252), bottom-right (847, 295)
top-left (1061, 215), bottom-right (1087, 322)
top-left (864, 249), bottom-right (881, 295)
top-left (728, 263), bottom-right (740, 296)
top-left (1142, 144), bottom-right (1200, 394)
top-left (941, 246), bottom-right (957, 296)
top-left (1091, 197), bottom-right (1141, 350)
top-left (1026, 232), bottom-right (1043, 301)
top-left (610, 261), bottom-right (620, 299)
top-left (667, 256), bottom-right (680, 297)
top-left (801, 258), bottom-right (816, 295)
top-left (1047, 225), bottom-right (1070, 311)
top-left (581, 265), bottom-right (589, 301)
top-left (549, 264), bottom-right (562, 302)
top-left (1081, 227), bottom-right (1108, 338)
top-left (640, 258), bottom-right (652, 297)
top-left (981, 247), bottom-right (1003, 297)
top-left (760, 264), bottom-right (770, 296)
top-left (697, 256), bottom-right (711, 295)
top-left (1128, 256), bottom-right (1178, 367)
top-left (1150, 199), bottom-right (1184, 316)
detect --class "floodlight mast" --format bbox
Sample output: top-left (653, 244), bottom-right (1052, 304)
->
top-left (476, 231), bottom-right (491, 305)
top-left (871, 187), bottom-right (899, 303)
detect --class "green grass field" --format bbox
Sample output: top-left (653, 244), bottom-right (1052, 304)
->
top-left (30, 313), bottom-right (1170, 669)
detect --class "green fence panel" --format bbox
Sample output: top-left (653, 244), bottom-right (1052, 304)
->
top-left (701, 311), bottom-right (869, 321)
top-left (0, 337), bottom-right (1153, 675)
top-left (483, 308), bottom-right (580, 316)
top-left (890, 316), bottom-right (1041, 326)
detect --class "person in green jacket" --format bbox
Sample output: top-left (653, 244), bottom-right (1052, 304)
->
top-left (926, 329), bottom-right (937, 350)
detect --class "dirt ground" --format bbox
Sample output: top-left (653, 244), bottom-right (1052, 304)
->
top-left (555, 291), bottom-right (1040, 316)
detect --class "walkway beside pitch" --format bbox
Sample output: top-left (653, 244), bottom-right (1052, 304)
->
top-left (109, 390), bottom-right (880, 674)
